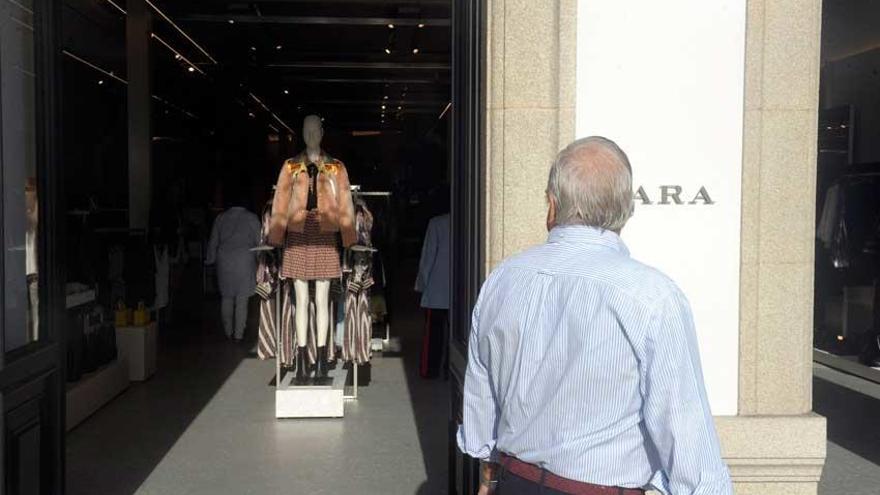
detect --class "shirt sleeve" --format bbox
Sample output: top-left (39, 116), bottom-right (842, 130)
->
top-left (640, 287), bottom-right (733, 495)
top-left (206, 213), bottom-right (222, 265)
top-left (456, 296), bottom-right (498, 461)
top-left (415, 218), bottom-right (438, 293)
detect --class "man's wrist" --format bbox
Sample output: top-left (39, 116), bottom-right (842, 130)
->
top-left (479, 459), bottom-right (499, 486)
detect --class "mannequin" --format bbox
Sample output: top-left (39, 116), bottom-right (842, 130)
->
top-left (269, 115), bottom-right (356, 384)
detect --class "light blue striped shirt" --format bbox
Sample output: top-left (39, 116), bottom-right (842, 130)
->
top-left (457, 225), bottom-right (732, 494)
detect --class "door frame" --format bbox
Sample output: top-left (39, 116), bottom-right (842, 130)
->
top-left (448, 0), bottom-right (486, 493)
top-left (0, 0), bottom-right (65, 492)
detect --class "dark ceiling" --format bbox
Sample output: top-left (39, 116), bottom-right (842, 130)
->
top-left (150, 0), bottom-right (452, 134)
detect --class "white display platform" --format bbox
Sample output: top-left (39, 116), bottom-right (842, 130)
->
top-left (66, 358), bottom-right (130, 431)
top-left (115, 322), bottom-right (158, 381)
top-left (276, 365), bottom-right (345, 418)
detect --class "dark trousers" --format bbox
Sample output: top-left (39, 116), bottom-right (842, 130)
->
top-left (419, 308), bottom-right (448, 378)
top-left (497, 470), bottom-right (569, 495)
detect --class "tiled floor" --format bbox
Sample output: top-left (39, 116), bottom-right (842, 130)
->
top-left (66, 275), bottom-right (449, 495)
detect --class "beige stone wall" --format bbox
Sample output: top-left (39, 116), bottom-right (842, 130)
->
top-left (485, 0), bottom-right (827, 492)
top-left (485, 0), bottom-right (576, 269)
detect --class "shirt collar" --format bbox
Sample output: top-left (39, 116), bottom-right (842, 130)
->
top-left (547, 225), bottom-right (630, 255)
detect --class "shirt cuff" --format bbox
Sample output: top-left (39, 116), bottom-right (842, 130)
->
top-left (455, 424), bottom-right (494, 461)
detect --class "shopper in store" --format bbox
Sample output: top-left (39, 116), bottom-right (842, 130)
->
top-left (457, 137), bottom-right (732, 495)
top-left (415, 191), bottom-right (450, 379)
top-left (205, 184), bottom-right (261, 342)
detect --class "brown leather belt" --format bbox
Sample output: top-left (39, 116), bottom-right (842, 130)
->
top-left (498, 453), bottom-right (645, 495)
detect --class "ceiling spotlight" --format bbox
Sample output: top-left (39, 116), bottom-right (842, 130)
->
top-left (383, 95), bottom-right (388, 100)
top-left (385, 47), bottom-right (392, 55)
top-left (284, 89), bottom-right (290, 95)
top-left (381, 105), bottom-right (387, 110)
top-left (397, 106), bottom-right (402, 110)
top-left (187, 66), bottom-right (195, 72)
top-left (388, 23), bottom-right (395, 29)
top-left (418, 23), bottom-right (425, 28)
top-left (98, 80), bottom-right (105, 85)
top-left (228, 19), bottom-right (235, 24)
top-left (276, 45), bottom-right (282, 50)
top-left (250, 46), bottom-right (256, 51)
top-left (412, 48), bottom-right (419, 54)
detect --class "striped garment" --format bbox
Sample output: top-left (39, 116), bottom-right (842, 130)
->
top-left (457, 225), bottom-right (733, 495)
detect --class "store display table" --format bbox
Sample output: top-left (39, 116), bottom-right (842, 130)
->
top-left (276, 365), bottom-right (345, 418)
top-left (115, 322), bottom-right (158, 381)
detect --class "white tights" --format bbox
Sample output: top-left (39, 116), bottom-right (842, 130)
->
top-left (293, 279), bottom-right (330, 348)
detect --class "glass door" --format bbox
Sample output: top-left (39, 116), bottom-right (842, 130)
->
top-left (0, 0), bottom-right (63, 493)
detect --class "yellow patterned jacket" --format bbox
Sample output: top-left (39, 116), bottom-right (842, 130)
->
top-left (268, 151), bottom-right (356, 248)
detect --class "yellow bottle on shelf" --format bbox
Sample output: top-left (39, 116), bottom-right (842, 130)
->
top-left (133, 301), bottom-right (150, 326)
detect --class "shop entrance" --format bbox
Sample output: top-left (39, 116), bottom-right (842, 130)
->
top-left (0, 0), bottom-right (485, 493)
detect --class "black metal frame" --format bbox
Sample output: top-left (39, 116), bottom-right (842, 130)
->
top-left (448, 0), bottom-right (486, 493)
top-left (0, 0), bottom-right (65, 492)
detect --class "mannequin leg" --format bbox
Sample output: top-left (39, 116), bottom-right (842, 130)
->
top-left (314, 279), bottom-right (331, 380)
top-left (293, 279), bottom-right (310, 347)
top-left (315, 280), bottom-right (331, 346)
top-left (293, 279), bottom-right (310, 384)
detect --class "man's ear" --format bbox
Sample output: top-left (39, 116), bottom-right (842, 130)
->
top-left (546, 193), bottom-right (558, 231)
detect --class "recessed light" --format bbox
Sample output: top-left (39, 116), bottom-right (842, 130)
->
top-left (388, 23), bottom-right (395, 29)
top-left (250, 46), bottom-right (256, 51)
top-left (228, 19), bottom-right (235, 24)
top-left (188, 66), bottom-right (195, 72)
top-left (284, 89), bottom-right (289, 95)
top-left (174, 54), bottom-right (181, 60)
top-left (397, 106), bottom-right (402, 110)
top-left (383, 96), bottom-right (388, 100)
top-left (248, 112), bottom-right (255, 118)
top-left (381, 105), bottom-right (386, 110)
top-left (384, 48), bottom-right (392, 55)
top-left (412, 48), bottom-right (419, 54)
top-left (418, 23), bottom-right (425, 28)
top-left (276, 45), bottom-right (282, 50)
top-left (98, 80), bottom-right (105, 85)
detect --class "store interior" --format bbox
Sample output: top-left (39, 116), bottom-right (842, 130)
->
top-left (60, 0), bottom-right (453, 493)
top-left (814, 0), bottom-right (880, 377)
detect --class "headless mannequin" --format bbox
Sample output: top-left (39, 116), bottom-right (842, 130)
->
top-left (294, 115), bottom-right (332, 383)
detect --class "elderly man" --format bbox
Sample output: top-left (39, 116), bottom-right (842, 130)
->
top-left (458, 137), bottom-right (732, 495)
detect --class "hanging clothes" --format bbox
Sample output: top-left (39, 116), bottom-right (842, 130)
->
top-left (342, 249), bottom-right (374, 364)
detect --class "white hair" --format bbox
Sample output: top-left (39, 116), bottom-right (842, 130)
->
top-left (547, 136), bottom-right (633, 231)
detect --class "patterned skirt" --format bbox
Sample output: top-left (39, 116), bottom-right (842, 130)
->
top-left (281, 211), bottom-right (341, 280)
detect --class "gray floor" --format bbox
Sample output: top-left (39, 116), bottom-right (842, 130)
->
top-left (66, 283), bottom-right (449, 495)
top-left (815, 364), bottom-right (880, 494)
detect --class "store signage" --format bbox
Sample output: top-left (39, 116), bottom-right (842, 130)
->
top-left (576, 0), bottom-right (746, 416)
top-left (634, 186), bottom-right (714, 205)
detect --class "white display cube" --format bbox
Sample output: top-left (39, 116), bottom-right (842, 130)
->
top-left (115, 322), bottom-right (158, 381)
top-left (275, 365), bottom-right (345, 418)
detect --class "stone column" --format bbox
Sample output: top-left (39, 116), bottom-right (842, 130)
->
top-left (127, 0), bottom-right (152, 230)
